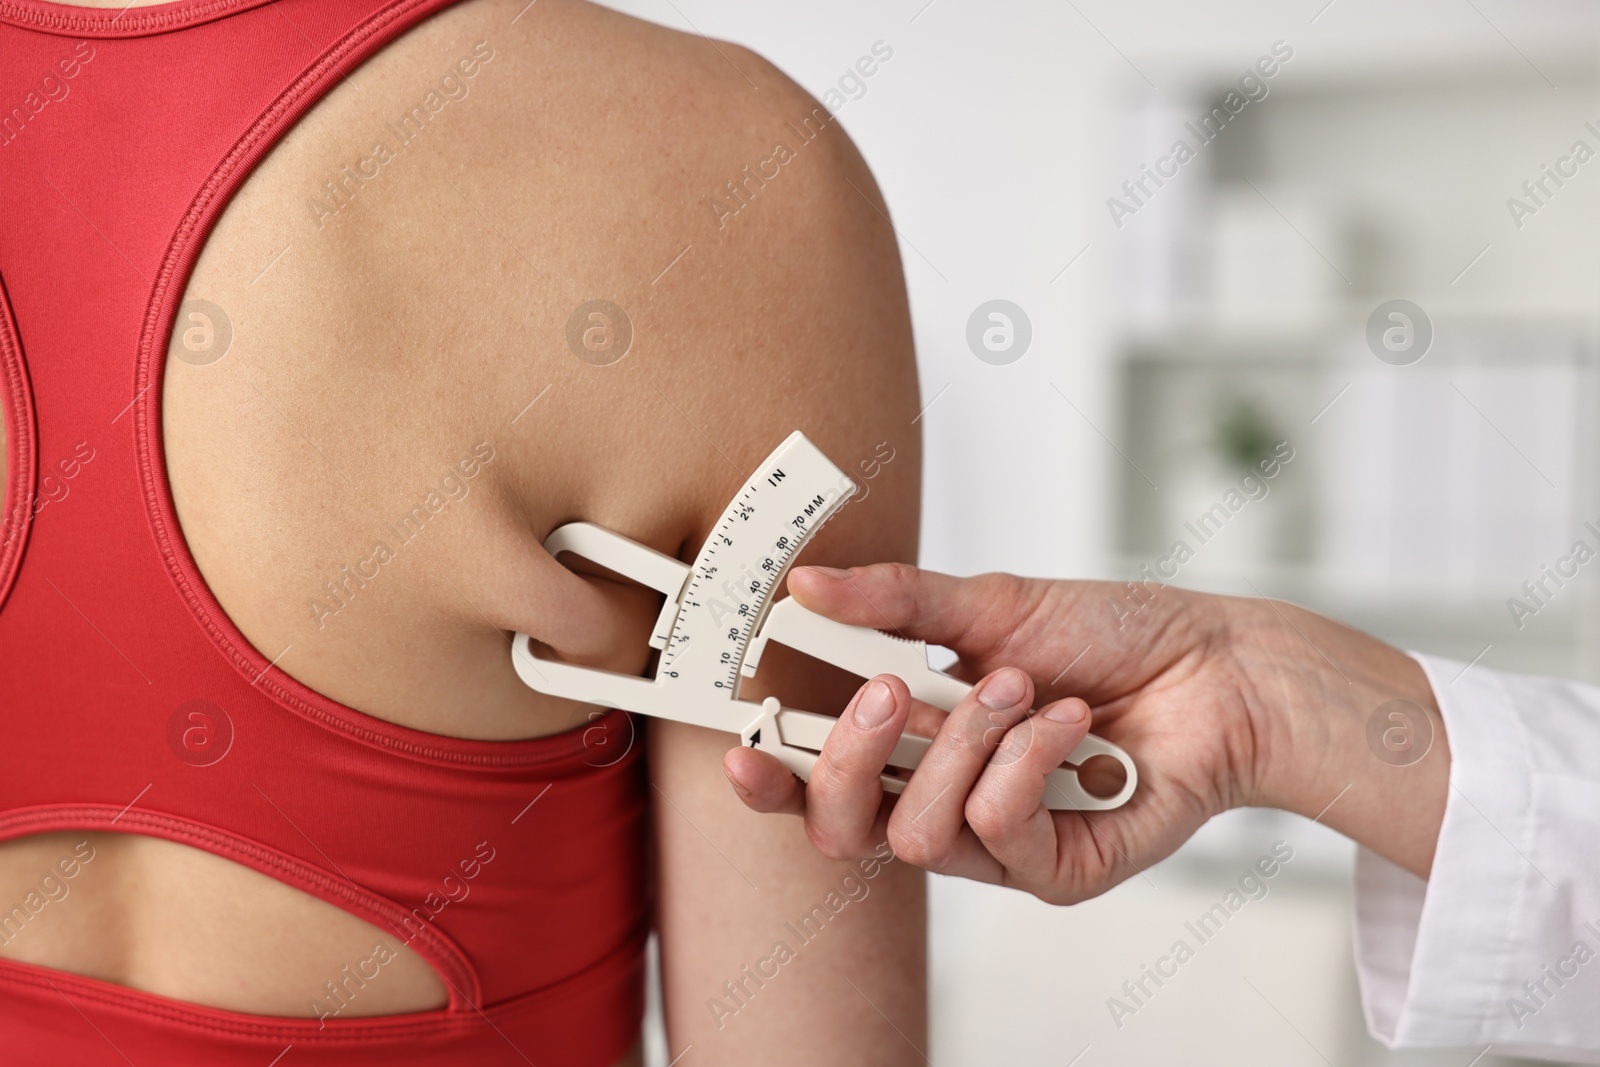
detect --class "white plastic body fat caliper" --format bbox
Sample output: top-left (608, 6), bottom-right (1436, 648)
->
top-left (511, 431), bottom-right (1136, 811)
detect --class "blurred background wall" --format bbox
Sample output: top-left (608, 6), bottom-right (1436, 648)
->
top-left (597, 2), bottom-right (1600, 1063)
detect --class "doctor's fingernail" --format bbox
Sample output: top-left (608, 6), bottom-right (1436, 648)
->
top-left (979, 668), bottom-right (1027, 709)
top-left (1044, 699), bottom-right (1088, 725)
top-left (723, 767), bottom-right (752, 797)
top-left (853, 680), bottom-right (895, 728)
top-left (806, 566), bottom-right (853, 580)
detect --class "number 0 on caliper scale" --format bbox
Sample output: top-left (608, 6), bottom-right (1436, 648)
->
top-left (511, 432), bottom-right (1136, 810)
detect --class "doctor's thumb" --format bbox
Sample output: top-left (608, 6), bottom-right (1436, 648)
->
top-left (787, 562), bottom-right (991, 650)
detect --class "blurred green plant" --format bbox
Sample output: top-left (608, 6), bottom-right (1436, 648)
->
top-left (1213, 396), bottom-right (1278, 472)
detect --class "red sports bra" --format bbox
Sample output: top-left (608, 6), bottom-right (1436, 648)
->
top-left (0, 1), bottom-right (648, 1063)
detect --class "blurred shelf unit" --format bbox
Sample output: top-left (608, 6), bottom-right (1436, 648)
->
top-left (1111, 315), bottom-right (1600, 676)
top-left (1116, 317), bottom-right (1600, 567)
top-left (1103, 61), bottom-right (1600, 676)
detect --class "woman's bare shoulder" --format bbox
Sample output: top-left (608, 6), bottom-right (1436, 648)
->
top-left (164, 0), bottom-right (919, 740)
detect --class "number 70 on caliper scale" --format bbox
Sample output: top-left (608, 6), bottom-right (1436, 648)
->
top-left (511, 431), bottom-right (1137, 811)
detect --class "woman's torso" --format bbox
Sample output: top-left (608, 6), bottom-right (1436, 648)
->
top-left (0, 0), bottom-right (783, 1060)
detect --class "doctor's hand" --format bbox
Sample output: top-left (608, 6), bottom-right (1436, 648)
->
top-left (723, 564), bottom-right (1450, 904)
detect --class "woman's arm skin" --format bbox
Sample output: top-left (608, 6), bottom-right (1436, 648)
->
top-left (725, 564), bottom-right (1450, 904)
top-left (636, 49), bottom-right (928, 1064)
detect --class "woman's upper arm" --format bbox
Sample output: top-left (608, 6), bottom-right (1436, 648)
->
top-left (645, 47), bottom-right (926, 1065)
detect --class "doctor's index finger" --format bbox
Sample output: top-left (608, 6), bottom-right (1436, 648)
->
top-left (801, 674), bottom-right (912, 859)
top-left (787, 563), bottom-right (1031, 656)
top-left (723, 745), bottom-right (806, 817)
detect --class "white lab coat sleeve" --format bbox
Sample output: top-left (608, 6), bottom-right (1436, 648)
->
top-left (1353, 653), bottom-right (1600, 1064)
